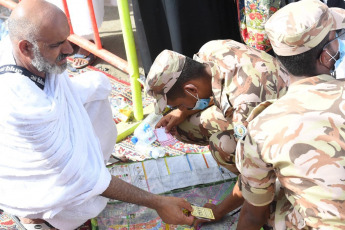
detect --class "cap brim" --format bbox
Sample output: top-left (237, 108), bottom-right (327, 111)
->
top-left (330, 8), bottom-right (345, 31)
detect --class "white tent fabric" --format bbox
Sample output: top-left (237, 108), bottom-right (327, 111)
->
top-left (46, 0), bottom-right (105, 40)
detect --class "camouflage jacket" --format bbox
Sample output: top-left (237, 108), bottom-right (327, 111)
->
top-left (236, 75), bottom-right (345, 229)
top-left (193, 40), bottom-right (290, 130)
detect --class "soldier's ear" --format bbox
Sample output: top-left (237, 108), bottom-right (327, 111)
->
top-left (184, 83), bottom-right (198, 94)
top-left (319, 49), bottom-right (326, 65)
top-left (319, 49), bottom-right (335, 71)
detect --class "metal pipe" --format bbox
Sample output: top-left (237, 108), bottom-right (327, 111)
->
top-left (61, 0), bottom-right (74, 34)
top-left (117, 0), bottom-right (143, 121)
top-left (86, 0), bottom-right (102, 49)
top-left (0, 0), bottom-right (16, 9)
top-left (68, 34), bottom-right (129, 73)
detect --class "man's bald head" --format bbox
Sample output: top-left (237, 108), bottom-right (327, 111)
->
top-left (7, 0), bottom-right (73, 76)
top-left (8, 0), bottom-right (68, 42)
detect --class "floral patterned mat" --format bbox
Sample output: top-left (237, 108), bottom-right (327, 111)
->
top-left (96, 180), bottom-right (239, 230)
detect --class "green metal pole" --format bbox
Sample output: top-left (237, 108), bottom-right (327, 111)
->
top-left (117, 0), bottom-right (143, 121)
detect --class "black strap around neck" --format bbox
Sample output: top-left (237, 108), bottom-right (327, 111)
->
top-left (0, 65), bottom-right (45, 90)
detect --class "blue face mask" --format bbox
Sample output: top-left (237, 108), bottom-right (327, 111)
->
top-left (335, 39), bottom-right (345, 70)
top-left (185, 90), bottom-right (210, 110)
top-left (333, 39), bottom-right (345, 79)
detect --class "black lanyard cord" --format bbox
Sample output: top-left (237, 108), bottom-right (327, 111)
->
top-left (0, 65), bottom-right (45, 90)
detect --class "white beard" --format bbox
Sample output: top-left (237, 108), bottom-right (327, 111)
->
top-left (31, 42), bottom-right (67, 75)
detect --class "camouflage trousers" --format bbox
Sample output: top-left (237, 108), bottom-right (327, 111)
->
top-left (267, 181), bottom-right (303, 230)
top-left (176, 105), bottom-right (239, 174)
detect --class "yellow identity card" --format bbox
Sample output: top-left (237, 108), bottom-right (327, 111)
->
top-left (191, 205), bottom-right (215, 220)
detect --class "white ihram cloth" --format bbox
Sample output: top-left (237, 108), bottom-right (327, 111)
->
top-left (0, 37), bottom-right (117, 229)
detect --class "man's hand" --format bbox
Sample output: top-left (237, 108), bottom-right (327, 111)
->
top-left (193, 203), bottom-right (222, 229)
top-left (155, 109), bottom-right (189, 135)
top-left (155, 196), bottom-right (194, 225)
top-left (102, 176), bottom-right (194, 226)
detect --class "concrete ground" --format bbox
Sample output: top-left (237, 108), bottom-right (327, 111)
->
top-left (93, 0), bottom-right (144, 82)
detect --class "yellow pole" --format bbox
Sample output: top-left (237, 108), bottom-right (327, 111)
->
top-left (117, 0), bottom-right (143, 121)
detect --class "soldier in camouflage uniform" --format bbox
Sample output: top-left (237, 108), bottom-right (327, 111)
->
top-left (145, 39), bottom-right (290, 226)
top-left (236, 0), bottom-right (345, 229)
top-left (146, 40), bottom-right (289, 173)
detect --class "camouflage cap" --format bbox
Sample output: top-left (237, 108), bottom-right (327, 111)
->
top-left (265, 0), bottom-right (345, 56)
top-left (145, 50), bottom-right (186, 114)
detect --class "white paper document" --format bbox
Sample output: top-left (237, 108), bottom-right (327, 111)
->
top-left (109, 152), bottom-right (237, 195)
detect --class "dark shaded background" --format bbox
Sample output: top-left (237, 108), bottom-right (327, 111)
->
top-left (132, 0), bottom-right (242, 75)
